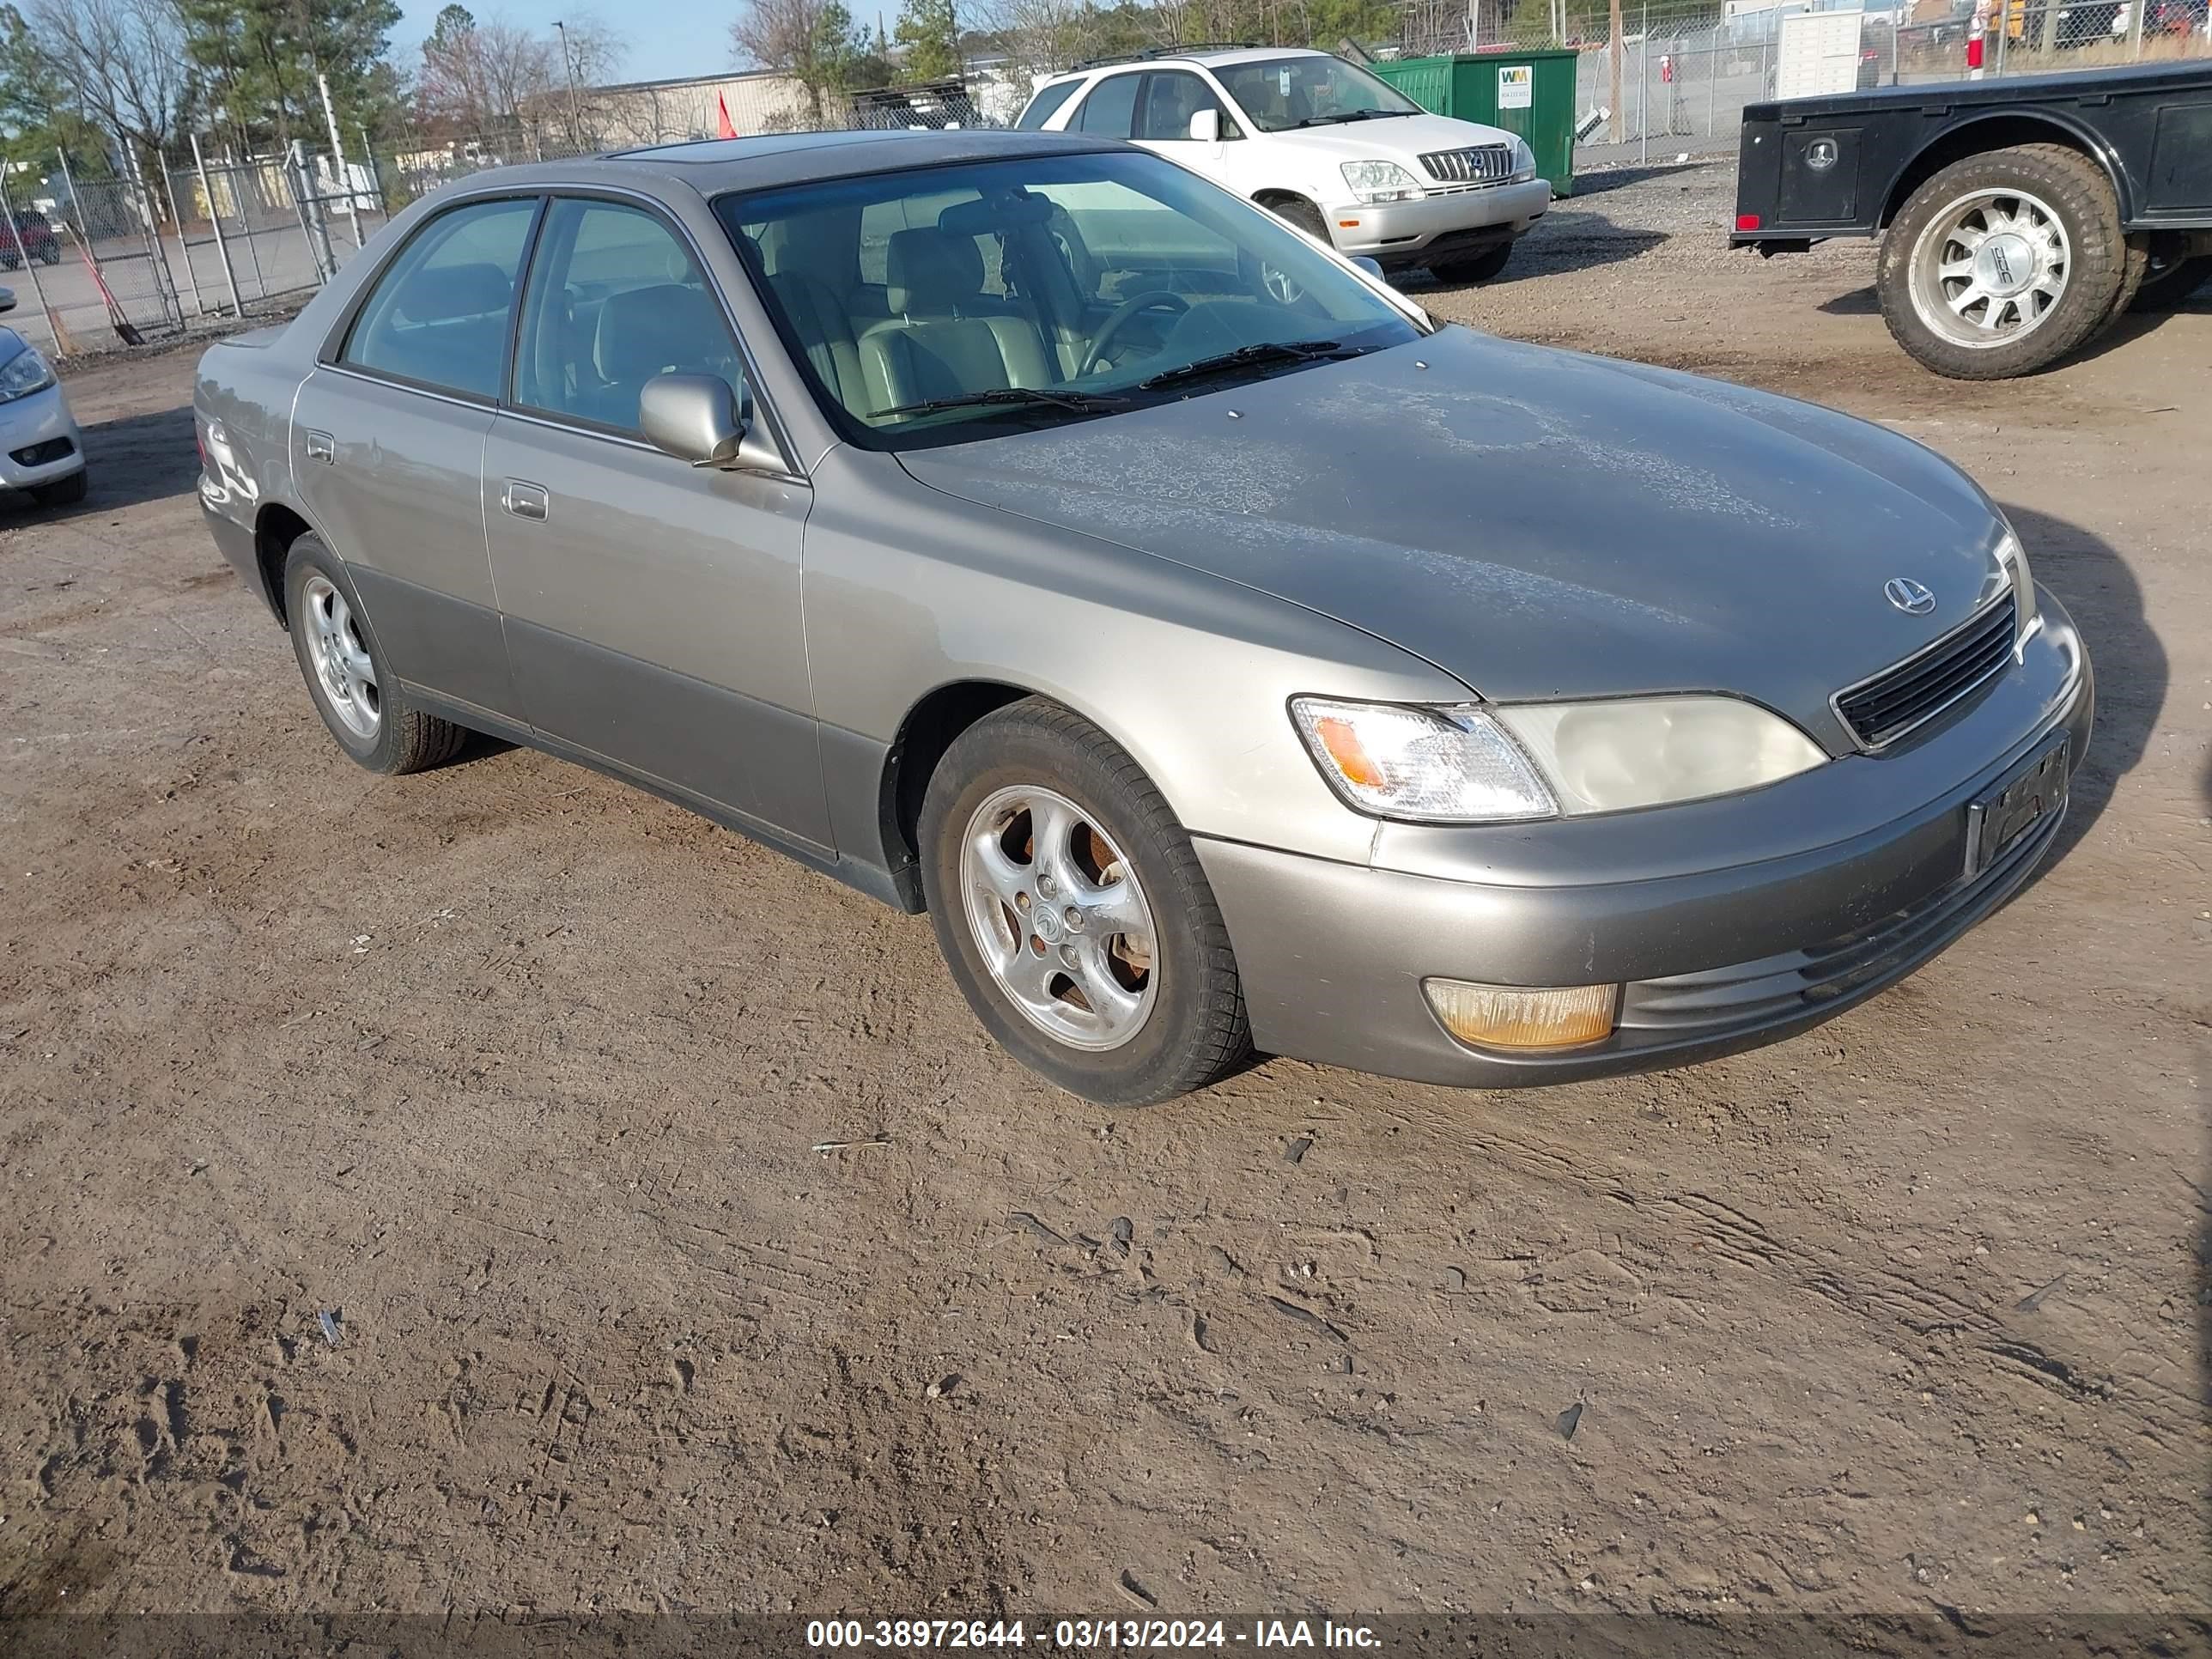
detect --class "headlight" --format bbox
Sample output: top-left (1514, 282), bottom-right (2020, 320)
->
top-left (1492, 696), bottom-right (1826, 816)
top-left (1340, 160), bottom-right (1425, 204)
top-left (1510, 137), bottom-right (1537, 181)
top-left (1291, 697), bottom-right (1553, 823)
top-left (0, 344), bottom-right (54, 404)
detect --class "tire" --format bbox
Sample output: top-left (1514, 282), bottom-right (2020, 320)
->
top-left (40, 247), bottom-right (58, 266)
top-left (1876, 143), bottom-right (2124, 380)
top-left (919, 698), bottom-right (1251, 1107)
top-left (0, 253), bottom-right (17, 271)
top-left (1431, 243), bottom-right (1515, 285)
top-left (29, 468), bottom-right (87, 507)
top-left (2130, 250), bottom-right (2211, 313)
top-left (1265, 196), bottom-right (1330, 246)
top-left (282, 534), bottom-right (466, 775)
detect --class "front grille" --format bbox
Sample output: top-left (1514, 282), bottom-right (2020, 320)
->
top-left (1834, 592), bottom-right (2015, 750)
top-left (1418, 144), bottom-right (1514, 185)
top-left (1620, 802), bottom-right (2058, 1034)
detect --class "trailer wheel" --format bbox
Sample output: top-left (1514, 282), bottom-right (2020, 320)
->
top-left (1877, 143), bottom-right (2124, 380)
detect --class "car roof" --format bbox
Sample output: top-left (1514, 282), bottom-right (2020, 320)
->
top-left (1043, 46), bottom-right (1327, 85)
top-left (447, 128), bottom-right (1124, 200)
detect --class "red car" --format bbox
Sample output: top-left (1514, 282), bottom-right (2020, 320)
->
top-left (0, 210), bottom-right (62, 270)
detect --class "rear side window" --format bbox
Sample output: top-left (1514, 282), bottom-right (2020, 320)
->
top-left (1073, 73), bottom-right (1139, 137)
top-left (1016, 78), bottom-right (1081, 130)
top-left (339, 197), bottom-right (538, 399)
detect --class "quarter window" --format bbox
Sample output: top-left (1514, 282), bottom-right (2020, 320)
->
top-left (1015, 78), bottom-right (1082, 130)
top-left (339, 197), bottom-right (538, 399)
top-left (511, 198), bottom-right (744, 434)
top-left (1073, 73), bottom-right (1140, 137)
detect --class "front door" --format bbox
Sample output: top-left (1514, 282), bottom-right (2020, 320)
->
top-left (292, 193), bottom-right (541, 721)
top-left (482, 194), bottom-right (828, 850)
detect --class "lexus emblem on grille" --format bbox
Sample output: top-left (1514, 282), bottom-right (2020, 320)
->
top-left (1884, 577), bottom-right (1936, 616)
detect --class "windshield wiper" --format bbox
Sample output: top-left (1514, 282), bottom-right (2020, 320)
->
top-left (1137, 339), bottom-right (1365, 392)
top-left (1292, 110), bottom-right (1401, 126)
top-left (871, 386), bottom-right (1130, 421)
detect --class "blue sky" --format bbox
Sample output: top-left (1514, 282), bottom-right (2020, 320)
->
top-left (393, 0), bottom-right (755, 88)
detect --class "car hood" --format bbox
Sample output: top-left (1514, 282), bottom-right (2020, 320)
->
top-left (1257, 111), bottom-right (1519, 167)
top-left (896, 326), bottom-right (2011, 743)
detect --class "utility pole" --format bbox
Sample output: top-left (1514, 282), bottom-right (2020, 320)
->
top-left (1609, 0), bottom-right (1625, 142)
top-left (554, 21), bottom-right (587, 149)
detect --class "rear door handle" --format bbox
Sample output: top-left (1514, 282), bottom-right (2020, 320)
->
top-left (303, 429), bottom-right (334, 464)
top-left (501, 480), bottom-right (550, 523)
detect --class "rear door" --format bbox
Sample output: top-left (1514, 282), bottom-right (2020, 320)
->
top-left (482, 193), bottom-right (828, 849)
top-left (293, 193), bottom-right (541, 721)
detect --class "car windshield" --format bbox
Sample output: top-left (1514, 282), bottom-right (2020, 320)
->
top-left (1212, 55), bottom-right (1425, 133)
top-left (717, 149), bottom-right (1422, 449)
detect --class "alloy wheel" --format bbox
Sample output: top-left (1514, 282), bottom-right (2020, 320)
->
top-left (1909, 187), bottom-right (2072, 349)
top-left (958, 784), bottom-right (1158, 1052)
top-left (301, 574), bottom-right (380, 741)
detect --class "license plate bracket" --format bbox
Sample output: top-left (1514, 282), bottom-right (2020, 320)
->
top-left (1965, 732), bottom-right (2069, 878)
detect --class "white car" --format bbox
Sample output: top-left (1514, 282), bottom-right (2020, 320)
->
top-left (0, 286), bottom-right (86, 507)
top-left (1016, 46), bottom-right (1553, 283)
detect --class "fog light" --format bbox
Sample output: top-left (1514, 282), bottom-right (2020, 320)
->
top-left (1424, 979), bottom-right (1618, 1050)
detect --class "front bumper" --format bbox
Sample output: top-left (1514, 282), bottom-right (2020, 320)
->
top-left (1198, 587), bottom-right (2094, 1088)
top-left (1331, 179), bottom-right (1553, 263)
top-left (0, 381), bottom-right (84, 489)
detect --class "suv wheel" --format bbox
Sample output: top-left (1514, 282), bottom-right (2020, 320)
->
top-left (1431, 243), bottom-right (1514, 285)
top-left (283, 534), bottom-right (467, 774)
top-left (1877, 143), bottom-right (2124, 380)
top-left (919, 699), bottom-right (1251, 1106)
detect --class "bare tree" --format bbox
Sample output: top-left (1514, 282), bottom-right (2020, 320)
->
top-left (26, 0), bottom-right (187, 153)
top-left (417, 9), bottom-right (556, 137)
top-left (976, 0), bottom-right (1098, 80)
top-left (731, 0), bottom-right (865, 121)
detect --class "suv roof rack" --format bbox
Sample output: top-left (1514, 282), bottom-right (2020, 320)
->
top-left (1069, 42), bottom-right (1263, 70)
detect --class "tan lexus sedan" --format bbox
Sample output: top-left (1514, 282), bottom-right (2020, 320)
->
top-left (195, 130), bottom-right (2092, 1105)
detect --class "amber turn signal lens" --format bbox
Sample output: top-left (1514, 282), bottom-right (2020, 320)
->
top-left (1424, 980), bottom-right (1618, 1050)
top-left (1312, 715), bottom-right (1385, 787)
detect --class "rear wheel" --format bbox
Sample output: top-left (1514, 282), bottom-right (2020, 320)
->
top-left (919, 699), bottom-right (1250, 1106)
top-left (1431, 243), bottom-right (1515, 285)
top-left (283, 534), bottom-right (467, 775)
top-left (1877, 143), bottom-right (2124, 380)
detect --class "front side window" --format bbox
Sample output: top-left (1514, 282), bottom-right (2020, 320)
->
top-left (339, 196), bottom-right (538, 399)
top-left (511, 198), bottom-right (743, 434)
top-left (1072, 73), bottom-right (1140, 136)
top-left (1134, 71), bottom-right (1243, 141)
top-left (720, 149), bottom-right (1422, 452)
top-left (1015, 78), bottom-right (1082, 130)
top-left (1212, 54), bottom-right (1424, 134)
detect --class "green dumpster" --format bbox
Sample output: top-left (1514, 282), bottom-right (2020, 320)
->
top-left (1370, 48), bottom-right (1581, 196)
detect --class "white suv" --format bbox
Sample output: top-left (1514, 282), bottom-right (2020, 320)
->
top-left (1015, 46), bottom-right (1551, 284)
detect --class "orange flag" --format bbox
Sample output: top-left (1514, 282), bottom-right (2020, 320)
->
top-left (716, 91), bottom-right (738, 139)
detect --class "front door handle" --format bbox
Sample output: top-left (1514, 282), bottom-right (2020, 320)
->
top-left (303, 429), bottom-right (334, 464)
top-left (501, 480), bottom-right (550, 523)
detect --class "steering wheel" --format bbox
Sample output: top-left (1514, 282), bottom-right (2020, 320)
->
top-left (1079, 290), bottom-right (1190, 377)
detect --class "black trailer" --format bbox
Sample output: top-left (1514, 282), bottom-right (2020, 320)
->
top-left (1731, 59), bottom-right (2212, 378)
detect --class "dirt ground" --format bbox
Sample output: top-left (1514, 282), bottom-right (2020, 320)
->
top-left (2, 161), bottom-right (2207, 1632)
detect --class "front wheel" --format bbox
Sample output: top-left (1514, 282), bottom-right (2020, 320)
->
top-left (1431, 243), bottom-right (1515, 285)
top-left (283, 534), bottom-right (468, 775)
top-left (29, 468), bottom-right (87, 507)
top-left (919, 699), bottom-right (1251, 1106)
top-left (1876, 143), bottom-right (2124, 380)
top-left (1264, 196), bottom-right (1330, 246)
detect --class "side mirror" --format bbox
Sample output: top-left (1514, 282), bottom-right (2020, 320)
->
top-left (1352, 256), bottom-right (1383, 280)
top-left (0, 286), bottom-right (15, 315)
top-left (1188, 108), bottom-right (1221, 144)
top-left (639, 373), bottom-right (781, 472)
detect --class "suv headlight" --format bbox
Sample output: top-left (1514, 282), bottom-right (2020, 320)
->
top-left (1340, 160), bottom-right (1425, 204)
top-left (1510, 137), bottom-right (1538, 181)
top-left (0, 343), bottom-right (55, 404)
top-left (1292, 694), bottom-right (1826, 823)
